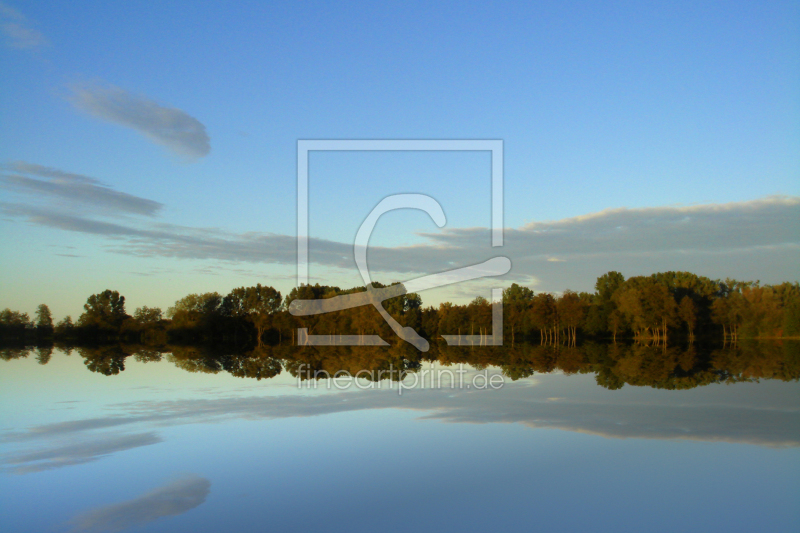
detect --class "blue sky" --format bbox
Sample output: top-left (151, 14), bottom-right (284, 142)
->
top-left (0, 0), bottom-right (798, 319)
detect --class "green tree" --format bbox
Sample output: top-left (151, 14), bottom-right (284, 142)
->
top-left (223, 284), bottom-right (282, 345)
top-left (584, 272), bottom-right (625, 336)
top-left (503, 283), bottom-right (534, 343)
top-left (615, 278), bottom-right (676, 342)
top-left (79, 290), bottom-right (128, 331)
top-left (134, 306), bottom-right (163, 325)
top-left (168, 292), bottom-right (223, 330)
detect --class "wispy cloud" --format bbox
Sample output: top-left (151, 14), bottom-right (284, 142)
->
top-left (0, 162), bottom-right (163, 216)
top-left (68, 83), bottom-right (210, 159)
top-left (419, 196), bottom-right (800, 258)
top-left (68, 475), bottom-right (210, 532)
top-left (0, 2), bottom-right (47, 50)
top-left (3, 196), bottom-right (798, 288)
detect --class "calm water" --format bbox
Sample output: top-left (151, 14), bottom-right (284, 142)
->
top-left (1, 343), bottom-right (799, 532)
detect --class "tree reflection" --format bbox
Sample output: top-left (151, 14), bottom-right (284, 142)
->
top-left (4, 338), bottom-right (797, 392)
top-left (76, 345), bottom-right (130, 375)
top-left (35, 346), bottom-right (53, 365)
top-left (0, 347), bottom-right (30, 361)
top-left (228, 346), bottom-right (282, 380)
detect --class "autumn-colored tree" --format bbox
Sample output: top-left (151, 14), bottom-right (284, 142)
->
top-left (467, 296), bottom-right (492, 337)
top-left (614, 279), bottom-right (676, 342)
top-left (35, 304), bottom-right (53, 329)
top-left (678, 296), bottom-right (696, 340)
top-left (608, 309), bottom-right (625, 342)
top-left (503, 283), bottom-right (534, 343)
top-left (0, 308), bottom-right (31, 327)
top-left (223, 284), bottom-right (282, 345)
top-left (530, 293), bottom-right (557, 343)
top-left (134, 306), bottom-right (163, 325)
top-left (557, 290), bottom-right (585, 344)
top-left (78, 290), bottom-right (128, 331)
top-left (168, 292), bottom-right (223, 330)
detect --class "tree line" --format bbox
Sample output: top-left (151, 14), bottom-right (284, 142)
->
top-left (1, 271), bottom-right (799, 347)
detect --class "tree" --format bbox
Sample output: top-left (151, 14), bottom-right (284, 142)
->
top-left (79, 290), bottom-right (128, 331)
top-left (168, 292), bottom-right (223, 330)
top-left (0, 308), bottom-right (31, 327)
top-left (0, 308), bottom-right (32, 341)
top-left (712, 284), bottom-right (746, 341)
top-left (608, 309), bottom-right (625, 342)
top-left (438, 301), bottom-right (469, 338)
top-left (36, 304), bottom-right (53, 329)
top-left (678, 296), bottom-right (696, 340)
top-left (503, 283), bottom-right (534, 343)
top-left (557, 290), bottom-right (585, 344)
top-left (55, 315), bottom-right (75, 337)
top-left (467, 296), bottom-right (492, 338)
top-left (780, 283), bottom-right (800, 337)
top-left (134, 306), bottom-right (163, 325)
top-left (585, 271), bottom-right (625, 336)
top-left (530, 293), bottom-right (556, 343)
top-left (641, 282), bottom-right (677, 342)
top-left (596, 271), bottom-right (626, 301)
top-left (614, 278), bottom-right (676, 342)
top-left (223, 284), bottom-right (282, 345)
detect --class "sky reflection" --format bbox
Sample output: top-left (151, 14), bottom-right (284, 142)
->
top-left (1, 350), bottom-right (798, 532)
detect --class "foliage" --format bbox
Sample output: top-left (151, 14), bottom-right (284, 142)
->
top-left (79, 290), bottom-right (128, 331)
top-left (2, 271), bottom-right (797, 347)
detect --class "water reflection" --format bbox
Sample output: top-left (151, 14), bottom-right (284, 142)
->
top-left (3, 432), bottom-right (162, 475)
top-left (68, 475), bottom-right (210, 532)
top-left (1, 343), bottom-right (798, 532)
top-left (6, 340), bottom-right (795, 391)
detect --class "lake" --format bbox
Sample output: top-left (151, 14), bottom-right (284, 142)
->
top-left (1, 342), bottom-right (799, 532)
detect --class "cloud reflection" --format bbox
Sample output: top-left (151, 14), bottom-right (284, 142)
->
top-left (68, 475), bottom-right (210, 532)
top-left (2, 432), bottom-right (161, 474)
top-left (4, 377), bottom-right (798, 452)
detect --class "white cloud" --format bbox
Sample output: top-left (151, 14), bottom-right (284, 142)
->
top-left (68, 83), bottom-right (211, 159)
